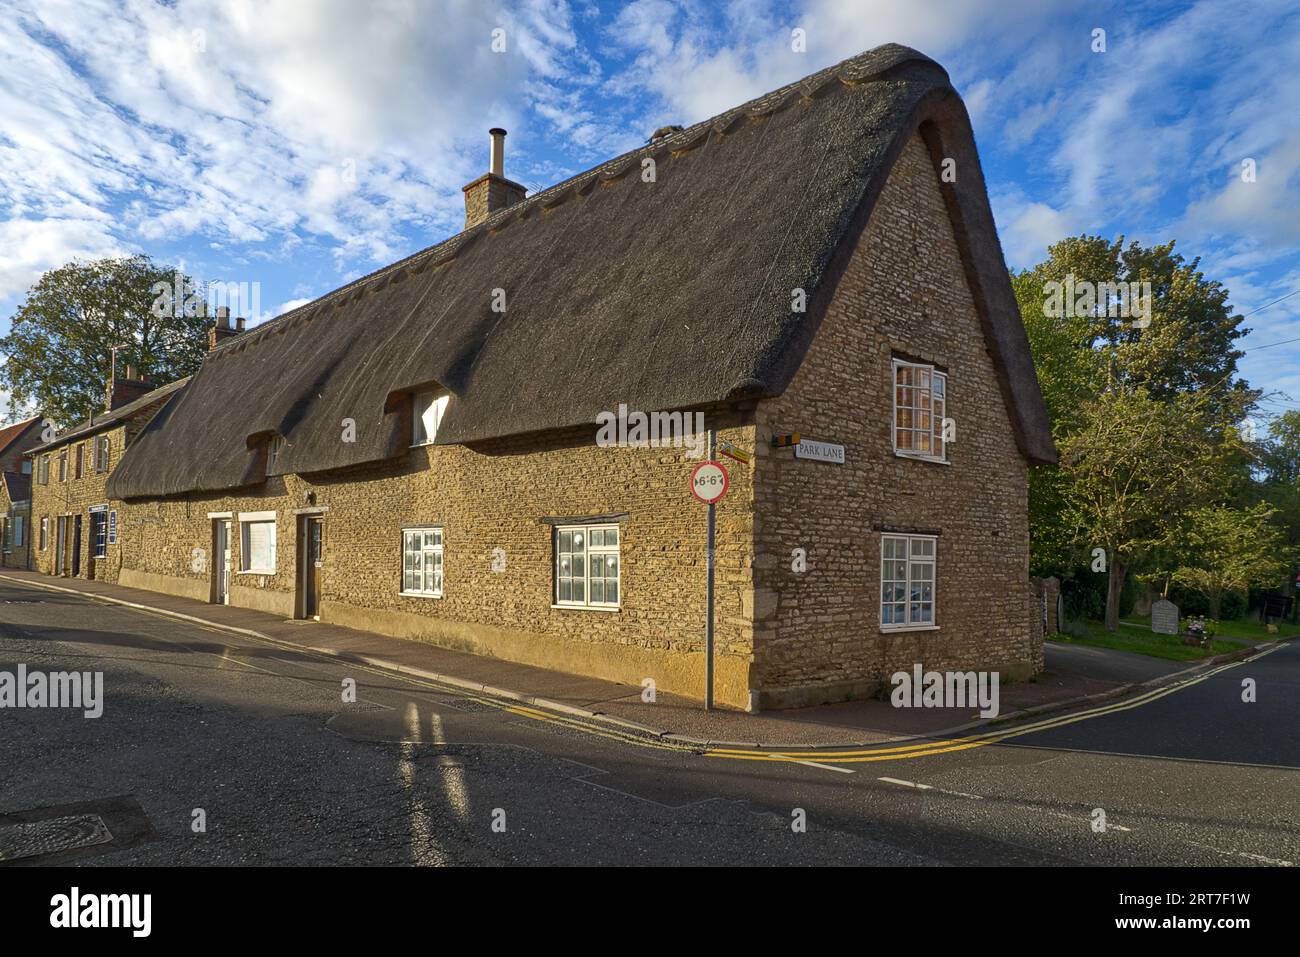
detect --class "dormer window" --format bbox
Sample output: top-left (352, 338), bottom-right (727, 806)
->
top-left (267, 436), bottom-right (282, 473)
top-left (412, 392), bottom-right (449, 446)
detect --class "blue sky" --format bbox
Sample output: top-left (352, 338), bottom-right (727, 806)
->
top-left (2, 0), bottom-right (1298, 423)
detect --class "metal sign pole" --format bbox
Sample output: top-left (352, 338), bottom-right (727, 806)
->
top-left (705, 429), bottom-right (715, 711)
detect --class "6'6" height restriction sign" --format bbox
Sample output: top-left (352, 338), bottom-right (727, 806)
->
top-left (691, 460), bottom-right (729, 504)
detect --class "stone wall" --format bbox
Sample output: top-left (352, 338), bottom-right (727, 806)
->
top-left (750, 134), bottom-right (1039, 706)
top-left (115, 410), bottom-right (759, 708)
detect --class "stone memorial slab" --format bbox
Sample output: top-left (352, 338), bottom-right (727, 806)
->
top-left (1151, 598), bottom-right (1179, 635)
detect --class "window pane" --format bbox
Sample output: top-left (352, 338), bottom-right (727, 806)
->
top-left (897, 365), bottom-right (912, 385)
top-left (591, 579), bottom-right (604, 603)
top-left (606, 580), bottom-right (618, 603)
top-left (559, 579), bottom-right (571, 602)
top-left (606, 555), bottom-right (618, 576)
top-left (590, 529), bottom-right (604, 547)
top-left (572, 531), bottom-right (584, 550)
top-left (606, 527), bottom-right (618, 545)
top-left (571, 580), bottom-right (584, 602)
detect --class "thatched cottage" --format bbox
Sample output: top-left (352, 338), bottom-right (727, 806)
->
top-left (35, 45), bottom-right (1054, 709)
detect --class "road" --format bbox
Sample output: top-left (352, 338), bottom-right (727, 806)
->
top-left (2, 577), bottom-right (1297, 866)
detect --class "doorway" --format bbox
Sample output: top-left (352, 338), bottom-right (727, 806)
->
top-left (71, 515), bottom-right (82, 577)
top-left (296, 514), bottom-right (323, 619)
top-left (213, 519), bottom-right (232, 604)
top-left (54, 516), bottom-right (66, 575)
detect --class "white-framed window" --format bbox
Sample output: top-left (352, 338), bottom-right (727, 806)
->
top-left (401, 527), bottom-right (443, 597)
top-left (57, 451), bottom-right (67, 482)
top-left (267, 436), bottom-right (282, 473)
top-left (239, 513), bottom-right (277, 573)
top-left (555, 524), bottom-right (620, 608)
top-left (892, 359), bottom-right (947, 462)
top-left (39, 516), bottom-right (48, 551)
top-left (94, 434), bottom-right (110, 472)
top-left (880, 534), bottom-right (937, 629)
top-left (412, 392), bottom-right (449, 446)
top-left (38, 455), bottom-right (49, 485)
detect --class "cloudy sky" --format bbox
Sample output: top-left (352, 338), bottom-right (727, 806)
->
top-left (2, 0), bottom-right (1298, 421)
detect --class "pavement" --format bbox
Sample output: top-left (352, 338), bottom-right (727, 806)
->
top-left (3, 572), bottom-right (1298, 866)
top-left (0, 568), bottom-right (1271, 748)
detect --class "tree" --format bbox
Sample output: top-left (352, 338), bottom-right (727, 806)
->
top-left (1056, 389), bottom-right (1223, 631)
top-left (1015, 236), bottom-right (1261, 624)
top-left (0, 256), bottom-right (209, 427)
top-left (1170, 504), bottom-right (1290, 618)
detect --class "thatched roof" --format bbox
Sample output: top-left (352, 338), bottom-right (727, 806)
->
top-left (108, 43), bottom-right (1054, 500)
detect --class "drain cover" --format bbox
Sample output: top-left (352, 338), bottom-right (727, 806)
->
top-left (0, 814), bottom-right (113, 862)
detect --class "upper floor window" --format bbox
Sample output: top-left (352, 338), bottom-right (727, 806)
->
top-left (412, 392), bottom-right (449, 446)
top-left (267, 436), bottom-right (282, 473)
top-left (555, 524), bottom-right (620, 609)
top-left (94, 435), bottom-right (110, 472)
top-left (57, 451), bottom-right (68, 482)
top-left (20, 459), bottom-right (31, 475)
top-left (893, 359), bottom-right (947, 462)
top-left (74, 443), bottom-right (85, 479)
top-left (38, 455), bottom-right (49, 485)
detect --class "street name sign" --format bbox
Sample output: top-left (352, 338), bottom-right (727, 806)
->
top-left (794, 439), bottom-right (845, 464)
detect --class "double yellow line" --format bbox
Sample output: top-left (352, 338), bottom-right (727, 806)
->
top-left (706, 649), bottom-right (1277, 765)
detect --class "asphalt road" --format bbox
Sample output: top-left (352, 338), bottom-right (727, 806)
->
top-left (2, 578), bottom-right (1296, 866)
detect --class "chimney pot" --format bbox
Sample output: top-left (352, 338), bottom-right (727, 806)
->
top-left (489, 128), bottom-right (507, 177)
top-left (235, 316), bottom-right (246, 332)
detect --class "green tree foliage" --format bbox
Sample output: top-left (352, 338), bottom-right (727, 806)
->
top-left (1057, 389), bottom-right (1221, 631)
top-left (1016, 236), bottom-right (1261, 629)
top-left (1, 256), bottom-right (209, 428)
top-left (1169, 504), bottom-right (1290, 619)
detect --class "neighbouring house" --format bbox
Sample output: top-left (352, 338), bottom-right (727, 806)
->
top-left (0, 415), bottom-right (45, 570)
top-left (0, 415), bottom-right (45, 475)
top-left (47, 44), bottom-right (1049, 710)
top-left (1, 471), bottom-right (32, 570)
top-left (27, 363), bottom-right (188, 581)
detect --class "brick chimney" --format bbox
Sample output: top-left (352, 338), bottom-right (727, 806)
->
top-left (462, 128), bottom-right (527, 229)
top-left (105, 358), bottom-right (155, 412)
top-left (208, 306), bottom-right (244, 351)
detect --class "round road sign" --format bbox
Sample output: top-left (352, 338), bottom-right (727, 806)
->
top-left (691, 460), bottom-right (729, 504)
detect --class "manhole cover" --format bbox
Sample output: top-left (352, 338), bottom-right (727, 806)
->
top-left (0, 814), bottom-right (113, 862)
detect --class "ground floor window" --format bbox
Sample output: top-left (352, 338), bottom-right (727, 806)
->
top-left (555, 525), bottom-right (620, 608)
top-left (880, 534), bottom-right (936, 628)
top-left (91, 512), bottom-right (108, 558)
top-left (401, 528), bottom-right (443, 597)
top-left (39, 517), bottom-right (48, 551)
top-left (239, 515), bottom-right (277, 573)
top-left (13, 515), bottom-right (24, 549)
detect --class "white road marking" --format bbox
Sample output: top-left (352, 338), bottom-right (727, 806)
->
top-left (1185, 840), bottom-right (1293, 866)
top-left (877, 776), bottom-right (982, 799)
top-left (768, 754), bottom-right (854, 774)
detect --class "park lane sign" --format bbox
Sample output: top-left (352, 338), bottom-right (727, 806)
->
top-left (794, 438), bottom-right (845, 464)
